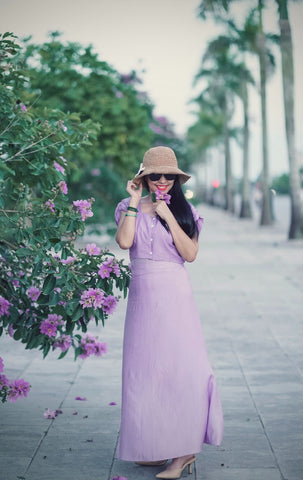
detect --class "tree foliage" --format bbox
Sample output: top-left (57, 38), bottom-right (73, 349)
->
top-left (0, 33), bottom-right (131, 403)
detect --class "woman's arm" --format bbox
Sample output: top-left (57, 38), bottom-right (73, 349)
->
top-left (155, 201), bottom-right (199, 262)
top-left (115, 181), bottom-right (142, 249)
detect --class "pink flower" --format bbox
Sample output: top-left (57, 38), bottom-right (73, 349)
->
top-left (112, 476), bottom-right (128, 480)
top-left (90, 168), bottom-right (100, 177)
top-left (45, 200), bottom-right (55, 212)
top-left (59, 156), bottom-right (67, 164)
top-left (80, 288), bottom-right (104, 310)
top-left (102, 295), bottom-right (118, 314)
top-left (61, 256), bottom-right (75, 265)
top-left (56, 120), bottom-right (67, 132)
top-left (44, 409), bottom-right (57, 419)
top-left (53, 335), bottom-right (72, 352)
top-left (21, 103), bottom-right (27, 112)
top-left (86, 243), bottom-right (101, 256)
top-left (58, 180), bottom-right (68, 194)
top-left (26, 286), bottom-right (41, 302)
top-left (0, 357), bottom-right (4, 373)
top-left (12, 279), bottom-right (20, 288)
top-left (73, 200), bottom-right (93, 221)
top-left (98, 262), bottom-right (113, 279)
top-left (115, 91), bottom-right (123, 99)
top-left (8, 379), bottom-right (31, 402)
top-left (54, 161), bottom-right (65, 175)
top-left (0, 296), bottom-right (11, 317)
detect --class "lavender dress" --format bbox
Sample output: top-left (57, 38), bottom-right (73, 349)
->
top-left (115, 198), bottom-right (223, 461)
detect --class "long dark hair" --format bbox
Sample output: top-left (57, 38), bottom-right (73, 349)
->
top-left (143, 176), bottom-right (198, 239)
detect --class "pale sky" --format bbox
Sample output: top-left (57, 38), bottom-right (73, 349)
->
top-left (1, 0), bottom-right (303, 180)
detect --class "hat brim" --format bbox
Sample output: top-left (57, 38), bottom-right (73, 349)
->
top-left (133, 166), bottom-right (190, 185)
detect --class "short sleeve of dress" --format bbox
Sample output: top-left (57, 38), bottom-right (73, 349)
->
top-left (190, 203), bottom-right (204, 235)
top-left (115, 198), bottom-right (130, 225)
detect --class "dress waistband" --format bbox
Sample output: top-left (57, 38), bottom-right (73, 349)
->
top-left (129, 258), bottom-right (185, 276)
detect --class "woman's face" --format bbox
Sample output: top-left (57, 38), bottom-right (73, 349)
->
top-left (145, 174), bottom-right (175, 194)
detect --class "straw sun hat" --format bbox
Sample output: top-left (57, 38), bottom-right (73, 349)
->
top-left (132, 146), bottom-right (190, 185)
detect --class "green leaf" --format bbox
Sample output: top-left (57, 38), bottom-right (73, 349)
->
top-left (42, 275), bottom-right (56, 294)
top-left (58, 349), bottom-right (69, 359)
top-left (15, 248), bottom-right (32, 257)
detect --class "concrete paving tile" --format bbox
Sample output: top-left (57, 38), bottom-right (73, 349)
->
top-left (196, 467), bottom-right (282, 480)
top-left (0, 425), bottom-right (43, 457)
top-left (0, 455), bottom-right (31, 480)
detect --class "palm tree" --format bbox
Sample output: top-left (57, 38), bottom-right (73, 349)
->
top-left (198, 0), bottom-right (276, 225)
top-left (275, 0), bottom-right (303, 238)
top-left (187, 100), bottom-right (224, 202)
top-left (195, 36), bottom-right (253, 213)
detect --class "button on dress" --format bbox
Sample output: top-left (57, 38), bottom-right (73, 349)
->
top-left (115, 198), bottom-right (224, 461)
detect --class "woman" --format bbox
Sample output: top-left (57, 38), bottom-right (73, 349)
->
top-left (115, 146), bottom-right (223, 479)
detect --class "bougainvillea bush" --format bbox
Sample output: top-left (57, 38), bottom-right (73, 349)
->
top-left (0, 33), bottom-right (130, 403)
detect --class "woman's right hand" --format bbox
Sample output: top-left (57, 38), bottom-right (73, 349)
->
top-left (126, 180), bottom-right (143, 205)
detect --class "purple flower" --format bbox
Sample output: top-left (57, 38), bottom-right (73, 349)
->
top-left (40, 321), bottom-right (57, 337)
top-left (0, 296), bottom-right (11, 317)
top-left (54, 161), bottom-right (65, 175)
top-left (80, 288), bottom-right (104, 310)
top-left (86, 243), bottom-right (101, 256)
top-left (47, 314), bottom-right (64, 325)
top-left (53, 335), bottom-right (72, 352)
top-left (40, 314), bottom-right (63, 338)
top-left (21, 103), bottom-right (27, 112)
top-left (0, 357), bottom-right (4, 373)
top-left (112, 476), bottom-right (128, 480)
top-left (73, 199), bottom-right (93, 221)
top-left (78, 334), bottom-right (107, 359)
top-left (45, 200), bottom-right (55, 213)
top-left (94, 341), bottom-right (108, 356)
top-left (12, 279), bottom-right (20, 288)
top-left (58, 180), bottom-right (68, 194)
top-left (75, 396), bottom-right (87, 401)
top-left (149, 122), bottom-right (164, 135)
top-left (155, 189), bottom-right (171, 205)
top-left (0, 374), bottom-right (9, 389)
top-left (8, 379), bottom-right (31, 402)
top-left (90, 168), bottom-right (100, 177)
top-left (44, 409), bottom-right (57, 419)
top-left (98, 262), bottom-right (113, 279)
top-left (102, 257), bottom-right (120, 276)
top-left (61, 256), bottom-right (75, 265)
top-left (26, 286), bottom-right (41, 302)
top-left (109, 402), bottom-right (117, 406)
top-left (115, 91), bottom-right (123, 99)
top-left (102, 295), bottom-right (118, 314)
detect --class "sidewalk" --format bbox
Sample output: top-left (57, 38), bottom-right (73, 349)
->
top-left (1, 203), bottom-right (303, 480)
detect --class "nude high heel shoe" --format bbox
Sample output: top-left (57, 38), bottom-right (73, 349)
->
top-left (155, 456), bottom-right (196, 479)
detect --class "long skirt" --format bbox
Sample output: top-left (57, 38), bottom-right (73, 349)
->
top-left (117, 259), bottom-right (223, 461)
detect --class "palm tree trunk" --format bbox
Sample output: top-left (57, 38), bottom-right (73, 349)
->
top-left (223, 99), bottom-right (234, 212)
top-left (240, 77), bottom-right (252, 218)
top-left (258, 27), bottom-right (272, 225)
top-left (278, 0), bottom-right (303, 238)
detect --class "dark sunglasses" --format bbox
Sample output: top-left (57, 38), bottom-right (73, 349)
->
top-left (148, 173), bottom-right (177, 181)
